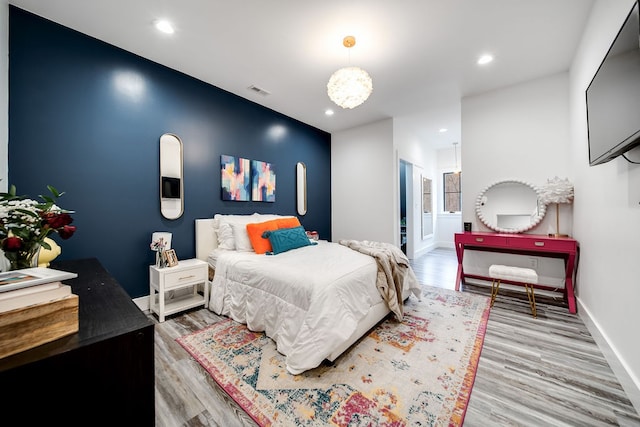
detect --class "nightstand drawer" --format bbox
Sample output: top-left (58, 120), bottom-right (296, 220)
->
top-left (163, 267), bottom-right (206, 289)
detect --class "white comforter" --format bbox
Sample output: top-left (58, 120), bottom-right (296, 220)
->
top-left (208, 241), bottom-right (392, 374)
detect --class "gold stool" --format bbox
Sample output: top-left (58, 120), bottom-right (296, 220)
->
top-left (489, 264), bottom-right (538, 318)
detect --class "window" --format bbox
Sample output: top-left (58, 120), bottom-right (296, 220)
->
top-left (444, 172), bottom-right (461, 212)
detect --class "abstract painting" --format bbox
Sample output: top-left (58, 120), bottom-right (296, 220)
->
top-left (251, 160), bottom-right (276, 202)
top-left (220, 155), bottom-right (250, 201)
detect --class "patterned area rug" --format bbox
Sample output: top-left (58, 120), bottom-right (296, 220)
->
top-left (177, 287), bottom-right (491, 426)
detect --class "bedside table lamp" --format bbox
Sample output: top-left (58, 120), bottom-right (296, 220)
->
top-left (539, 177), bottom-right (574, 238)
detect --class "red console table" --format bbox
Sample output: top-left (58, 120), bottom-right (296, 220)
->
top-left (454, 232), bottom-right (579, 314)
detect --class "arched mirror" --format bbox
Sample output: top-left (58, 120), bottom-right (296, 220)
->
top-left (422, 176), bottom-right (433, 238)
top-left (296, 162), bottom-right (307, 216)
top-left (475, 180), bottom-right (546, 233)
top-left (160, 133), bottom-right (184, 220)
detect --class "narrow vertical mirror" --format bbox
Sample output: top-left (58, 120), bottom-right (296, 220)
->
top-left (296, 162), bottom-right (307, 216)
top-left (160, 133), bottom-right (184, 220)
top-left (422, 176), bottom-right (433, 238)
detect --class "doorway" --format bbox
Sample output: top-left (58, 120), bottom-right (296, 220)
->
top-left (400, 160), bottom-right (408, 254)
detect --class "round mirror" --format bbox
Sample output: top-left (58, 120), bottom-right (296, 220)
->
top-left (475, 180), bottom-right (546, 233)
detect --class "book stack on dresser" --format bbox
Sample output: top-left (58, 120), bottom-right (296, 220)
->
top-left (0, 267), bottom-right (79, 358)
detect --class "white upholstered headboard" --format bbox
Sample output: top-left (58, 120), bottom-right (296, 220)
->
top-left (196, 213), bottom-right (299, 262)
top-left (195, 218), bottom-right (218, 261)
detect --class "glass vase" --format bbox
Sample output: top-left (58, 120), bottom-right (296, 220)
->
top-left (156, 250), bottom-right (167, 268)
top-left (7, 242), bottom-right (40, 271)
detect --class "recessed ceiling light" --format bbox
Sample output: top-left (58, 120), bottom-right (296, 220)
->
top-left (439, 128), bottom-right (448, 133)
top-left (477, 54), bottom-right (494, 65)
top-left (155, 20), bottom-right (175, 34)
top-left (325, 109), bottom-right (335, 116)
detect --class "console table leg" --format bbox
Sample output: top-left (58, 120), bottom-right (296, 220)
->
top-left (566, 278), bottom-right (577, 314)
top-left (455, 265), bottom-right (463, 291)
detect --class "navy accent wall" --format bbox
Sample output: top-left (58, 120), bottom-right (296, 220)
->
top-left (9, 7), bottom-right (331, 298)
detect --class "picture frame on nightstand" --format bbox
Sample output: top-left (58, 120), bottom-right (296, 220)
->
top-left (165, 249), bottom-right (178, 267)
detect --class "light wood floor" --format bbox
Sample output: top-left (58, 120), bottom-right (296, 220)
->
top-left (153, 248), bottom-right (640, 426)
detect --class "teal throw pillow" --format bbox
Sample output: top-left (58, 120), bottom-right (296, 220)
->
top-left (262, 226), bottom-right (316, 255)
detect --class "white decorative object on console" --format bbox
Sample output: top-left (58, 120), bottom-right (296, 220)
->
top-left (539, 176), bottom-right (574, 238)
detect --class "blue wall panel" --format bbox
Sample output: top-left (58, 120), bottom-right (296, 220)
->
top-left (9, 7), bottom-right (331, 298)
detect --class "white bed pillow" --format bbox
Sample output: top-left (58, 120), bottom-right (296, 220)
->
top-left (214, 213), bottom-right (257, 249)
top-left (231, 222), bottom-right (254, 252)
top-left (213, 213), bottom-right (297, 251)
top-left (217, 222), bottom-right (236, 250)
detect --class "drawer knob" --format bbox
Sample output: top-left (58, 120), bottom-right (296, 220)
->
top-left (534, 241), bottom-right (545, 247)
top-left (179, 274), bottom-right (196, 280)
top-left (475, 237), bottom-right (484, 242)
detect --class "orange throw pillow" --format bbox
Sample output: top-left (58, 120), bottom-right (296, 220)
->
top-left (275, 217), bottom-right (301, 229)
top-left (246, 219), bottom-right (281, 254)
top-left (246, 217), bottom-right (303, 254)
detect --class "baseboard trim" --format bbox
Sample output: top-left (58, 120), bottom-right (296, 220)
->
top-left (577, 296), bottom-right (640, 414)
top-left (437, 241), bottom-right (455, 249)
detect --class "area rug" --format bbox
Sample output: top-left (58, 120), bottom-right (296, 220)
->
top-left (177, 287), bottom-right (491, 426)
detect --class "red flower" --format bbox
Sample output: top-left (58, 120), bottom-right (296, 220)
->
top-left (2, 236), bottom-right (23, 251)
top-left (58, 225), bottom-right (76, 240)
top-left (42, 212), bottom-right (74, 229)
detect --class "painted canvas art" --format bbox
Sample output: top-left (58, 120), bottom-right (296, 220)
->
top-left (221, 155), bottom-right (250, 201)
top-left (251, 160), bottom-right (276, 202)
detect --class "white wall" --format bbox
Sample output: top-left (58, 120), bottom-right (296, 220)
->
top-left (332, 114), bottom-right (457, 257)
top-left (569, 0), bottom-right (640, 403)
top-left (1, 0), bottom-right (8, 191)
top-left (331, 119), bottom-right (396, 244)
top-left (461, 72), bottom-right (573, 234)
top-left (394, 119), bottom-right (439, 258)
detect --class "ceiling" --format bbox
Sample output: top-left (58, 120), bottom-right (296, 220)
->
top-left (9, 0), bottom-right (595, 149)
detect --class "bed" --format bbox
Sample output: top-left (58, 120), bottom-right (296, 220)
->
top-left (195, 213), bottom-right (422, 374)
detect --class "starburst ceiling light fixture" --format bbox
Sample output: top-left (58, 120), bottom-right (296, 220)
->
top-left (327, 36), bottom-right (373, 109)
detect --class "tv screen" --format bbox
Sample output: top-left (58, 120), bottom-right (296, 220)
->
top-left (586, 1), bottom-right (640, 166)
top-left (161, 176), bottom-right (181, 199)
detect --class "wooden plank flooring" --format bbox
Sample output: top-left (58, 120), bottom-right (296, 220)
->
top-left (153, 248), bottom-right (640, 426)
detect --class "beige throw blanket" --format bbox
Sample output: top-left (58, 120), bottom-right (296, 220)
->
top-left (339, 240), bottom-right (422, 321)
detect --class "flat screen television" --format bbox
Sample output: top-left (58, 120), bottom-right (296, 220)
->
top-left (161, 176), bottom-right (181, 199)
top-left (586, 0), bottom-right (640, 166)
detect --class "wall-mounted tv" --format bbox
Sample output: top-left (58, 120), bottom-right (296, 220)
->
top-left (586, 0), bottom-right (640, 166)
top-left (161, 176), bottom-right (181, 199)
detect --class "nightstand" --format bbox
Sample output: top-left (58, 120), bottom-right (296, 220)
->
top-left (149, 258), bottom-right (209, 322)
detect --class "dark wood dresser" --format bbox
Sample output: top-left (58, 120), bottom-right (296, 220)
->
top-left (0, 258), bottom-right (155, 425)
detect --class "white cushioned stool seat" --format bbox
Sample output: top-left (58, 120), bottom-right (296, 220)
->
top-left (488, 264), bottom-right (538, 318)
top-left (489, 265), bottom-right (538, 284)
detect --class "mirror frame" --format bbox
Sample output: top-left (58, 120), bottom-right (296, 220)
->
top-left (421, 175), bottom-right (433, 239)
top-left (475, 179), bottom-right (546, 233)
top-left (160, 133), bottom-right (184, 220)
top-left (296, 162), bottom-right (307, 216)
